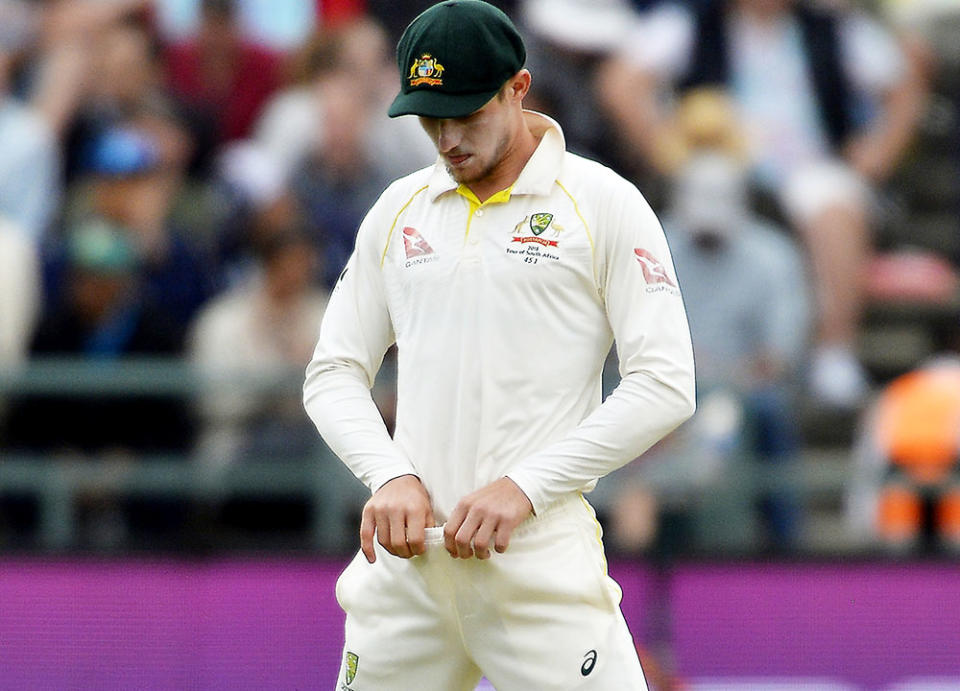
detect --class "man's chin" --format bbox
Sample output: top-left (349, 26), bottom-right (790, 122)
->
top-left (446, 166), bottom-right (475, 185)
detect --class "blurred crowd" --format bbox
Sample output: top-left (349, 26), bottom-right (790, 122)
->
top-left (0, 0), bottom-right (958, 556)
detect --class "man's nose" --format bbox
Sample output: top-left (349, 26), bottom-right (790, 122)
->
top-left (436, 121), bottom-right (461, 152)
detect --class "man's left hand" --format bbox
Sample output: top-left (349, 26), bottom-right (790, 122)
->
top-left (444, 477), bottom-right (533, 559)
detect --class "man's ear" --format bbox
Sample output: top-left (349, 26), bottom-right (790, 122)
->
top-left (507, 69), bottom-right (532, 103)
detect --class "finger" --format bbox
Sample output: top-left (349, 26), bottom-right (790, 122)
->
top-left (494, 522), bottom-right (515, 554)
top-left (360, 505), bottom-right (377, 564)
top-left (388, 510), bottom-right (412, 558)
top-left (454, 512), bottom-right (483, 560)
top-left (444, 505), bottom-right (467, 557)
top-left (472, 518), bottom-right (497, 560)
top-left (375, 511), bottom-right (392, 556)
top-left (406, 509), bottom-right (427, 556)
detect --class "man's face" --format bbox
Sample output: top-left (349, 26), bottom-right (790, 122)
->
top-left (418, 92), bottom-right (513, 186)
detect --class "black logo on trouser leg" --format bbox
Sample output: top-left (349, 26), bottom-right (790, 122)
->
top-left (581, 649), bottom-right (597, 676)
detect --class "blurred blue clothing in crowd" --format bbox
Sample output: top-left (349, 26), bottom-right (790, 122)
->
top-left (43, 126), bottom-right (217, 329)
top-left (7, 220), bottom-right (194, 454)
top-left (43, 229), bottom-right (214, 333)
top-left (665, 221), bottom-right (809, 392)
top-left (290, 153), bottom-right (389, 288)
top-left (663, 217), bottom-right (811, 547)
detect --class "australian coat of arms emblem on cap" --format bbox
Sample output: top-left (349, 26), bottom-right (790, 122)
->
top-left (409, 53), bottom-right (444, 87)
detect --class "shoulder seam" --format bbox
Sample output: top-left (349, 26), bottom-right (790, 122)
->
top-left (555, 180), bottom-right (600, 296)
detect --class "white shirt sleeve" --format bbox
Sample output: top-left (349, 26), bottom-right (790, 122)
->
top-left (303, 194), bottom-right (418, 493)
top-left (507, 178), bottom-right (697, 514)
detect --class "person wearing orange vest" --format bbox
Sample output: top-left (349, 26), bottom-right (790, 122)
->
top-left (847, 356), bottom-right (960, 552)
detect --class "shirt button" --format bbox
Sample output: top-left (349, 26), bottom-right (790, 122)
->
top-left (474, 209), bottom-right (484, 217)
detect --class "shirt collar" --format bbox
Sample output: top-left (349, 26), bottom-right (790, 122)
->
top-left (426, 110), bottom-right (566, 202)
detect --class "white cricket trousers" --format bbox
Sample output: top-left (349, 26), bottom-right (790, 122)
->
top-left (333, 492), bottom-right (648, 690)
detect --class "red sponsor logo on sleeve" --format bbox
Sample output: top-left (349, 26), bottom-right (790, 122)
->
top-left (634, 248), bottom-right (677, 288)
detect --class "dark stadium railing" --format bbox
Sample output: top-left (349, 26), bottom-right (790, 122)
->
top-left (0, 358), bottom-right (371, 553)
top-left (0, 358), bottom-right (851, 555)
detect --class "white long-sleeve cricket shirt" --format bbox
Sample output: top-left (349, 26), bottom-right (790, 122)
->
top-left (303, 111), bottom-right (696, 520)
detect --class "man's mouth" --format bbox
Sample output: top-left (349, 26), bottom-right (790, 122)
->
top-left (446, 153), bottom-right (471, 166)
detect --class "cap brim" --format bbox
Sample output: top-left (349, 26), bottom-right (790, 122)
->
top-left (388, 87), bottom-right (498, 119)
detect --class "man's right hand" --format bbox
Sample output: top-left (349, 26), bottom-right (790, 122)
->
top-left (360, 474), bottom-right (435, 563)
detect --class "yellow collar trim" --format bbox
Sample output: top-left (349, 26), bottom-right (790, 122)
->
top-left (455, 184), bottom-right (514, 207)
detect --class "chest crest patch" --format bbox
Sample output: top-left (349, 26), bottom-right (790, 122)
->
top-left (508, 213), bottom-right (564, 263)
top-left (511, 213), bottom-right (564, 247)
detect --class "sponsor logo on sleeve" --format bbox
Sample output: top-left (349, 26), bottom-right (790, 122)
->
top-left (634, 248), bottom-right (679, 294)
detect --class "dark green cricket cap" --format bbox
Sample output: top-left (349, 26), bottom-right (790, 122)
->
top-left (388, 0), bottom-right (526, 119)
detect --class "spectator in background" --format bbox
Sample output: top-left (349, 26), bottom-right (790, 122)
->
top-left (164, 0), bottom-right (282, 154)
top-left (154, 0), bottom-right (322, 52)
top-left (188, 228), bottom-right (364, 544)
top-left (48, 125), bottom-right (213, 329)
top-left (4, 220), bottom-right (194, 547)
top-left (518, 0), bottom-right (645, 170)
top-left (0, 0), bottom-right (62, 243)
top-left (288, 72), bottom-right (396, 287)
top-left (847, 355), bottom-right (960, 553)
top-left (62, 18), bottom-right (181, 183)
top-left (0, 215), bottom-right (39, 510)
top-left (0, 216), bottom-right (40, 370)
top-left (209, 139), bottom-right (292, 287)
top-left (189, 228), bottom-right (327, 468)
top-left (599, 0), bottom-right (927, 407)
top-left (251, 17), bottom-right (433, 288)
top-left (367, 0), bottom-right (519, 44)
top-left (593, 100), bottom-right (812, 553)
top-left (7, 219), bottom-right (193, 453)
top-left (254, 16), bottom-right (434, 183)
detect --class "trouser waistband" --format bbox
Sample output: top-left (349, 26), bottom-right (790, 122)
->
top-left (423, 492), bottom-right (588, 545)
